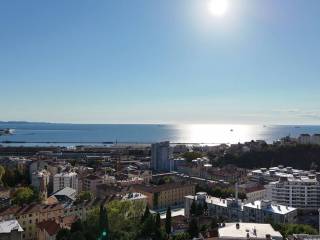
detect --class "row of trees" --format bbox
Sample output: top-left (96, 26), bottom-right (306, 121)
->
top-left (218, 144), bottom-right (320, 170)
top-left (196, 185), bottom-right (246, 200)
top-left (56, 200), bottom-right (204, 240)
top-left (0, 164), bottom-right (29, 188)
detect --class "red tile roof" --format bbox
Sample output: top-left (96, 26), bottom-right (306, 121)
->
top-left (37, 220), bottom-right (61, 236)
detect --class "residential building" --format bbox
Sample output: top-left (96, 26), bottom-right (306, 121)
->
top-left (36, 215), bottom-right (78, 240)
top-left (248, 166), bottom-right (312, 184)
top-left (238, 183), bottom-right (267, 203)
top-left (31, 170), bottom-right (50, 192)
top-left (312, 134), bottom-right (320, 145)
top-left (49, 187), bottom-right (77, 203)
top-left (0, 197), bottom-right (11, 210)
top-left (151, 141), bottom-right (173, 172)
top-left (298, 134), bottom-right (311, 144)
top-left (132, 182), bottom-right (195, 210)
top-left (185, 192), bottom-right (242, 220)
top-left (31, 169), bottom-right (50, 201)
top-left (0, 203), bottom-right (64, 240)
top-left (185, 192), bottom-right (297, 224)
top-left (243, 200), bottom-right (297, 224)
top-left (122, 192), bottom-right (147, 205)
top-left (82, 174), bottom-right (103, 196)
top-left (0, 219), bottom-right (23, 240)
top-left (266, 174), bottom-right (320, 210)
top-left (53, 172), bottom-right (78, 193)
top-left (36, 220), bottom-right (60, 240)
top-left (218, 222), bottom-right (282, 240)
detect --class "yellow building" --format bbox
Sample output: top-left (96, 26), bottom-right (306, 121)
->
top-left (132, 182), bottom-right (195, 210)
top-left (0, 203), bottom-right (63, 240)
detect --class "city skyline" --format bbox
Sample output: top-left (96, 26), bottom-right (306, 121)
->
top-left (1, 0), bottom-right (320, 124)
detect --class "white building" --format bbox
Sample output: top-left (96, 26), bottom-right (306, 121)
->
top-left (31, 170), bottom-right (50, 191)
top-left (185, 192), bottom-right (297, 224)
top-left (218, 222), bottom-right (282, 240)
top-left (239, 183), bottom-right (267, 203)
top-left (151, 141), bottom-right (173, 172)
top-left (312, 134), bottom-right (320, 145)
top-left (266, 174), bottom-right (320, 210)
top-left (249, 166), bottom-right (311, 184)
top-left (298, 134), bottom-right (311, 144)
top-left (53, 172), bottom-right (78, 193)
top-left (0, 219), bottom-right (23, 240)
top-left (243, 200), bottom-right (297, 224)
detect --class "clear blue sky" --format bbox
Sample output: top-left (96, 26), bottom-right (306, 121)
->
top-left (1, 0), bottom-right (319, 124)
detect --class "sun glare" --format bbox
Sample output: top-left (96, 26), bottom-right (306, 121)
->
top-left (208, 0), bottom-right (229, 17)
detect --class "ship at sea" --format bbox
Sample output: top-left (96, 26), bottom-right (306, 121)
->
top-left (0, 128), bottom-right (14, 136)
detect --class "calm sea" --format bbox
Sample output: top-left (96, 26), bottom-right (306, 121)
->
top-left (0, 123), bottom-right (320, 147)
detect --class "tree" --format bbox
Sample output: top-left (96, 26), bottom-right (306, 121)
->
top-left (76, 191), bottom-right (92, 203)
top-left (155, 213), bottom-right (161, 227)
top-left (154, 213), bottom-right (165, 240)
top-left (140, 215), bottom-right (156, 237)
top-left (190, 199), bottom-right (197, 217)
top-left (12, 187), bottom-right (39, 206)
top-left (188, 218), bottom-right (199, 238)
top-left (141, 205), bottom-right (150, 223)
top-left (203, 201), bottom-right (208, 216)
top-left (83, 200), bottom-right (147, 239)
top-left (0, 165), bottom-right (5, 186)
top-left (165, 207), bottom-right (171, 235)
top-left (99, 204), bottom-right (109, 240)
top-left (196, 203), bottom-right (203, 216)
top-left (273, 223), bottom-right (317, 238)
top-left (70, 231), bottom-right (86, 240)
top-left (56, 229), bottom-right (71, 240)
top-left (182, 152), bottom-right (203, 163)
top-left (71, 219), bottom-right (83, 233)
top-left (210, 217), bottom-right (218, 229)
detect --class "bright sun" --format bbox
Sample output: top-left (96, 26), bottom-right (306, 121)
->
top-left (208, 0), bottom-right (229, 17)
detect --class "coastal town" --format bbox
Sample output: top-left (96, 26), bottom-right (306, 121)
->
top-left (1, 134), bottom-right (320, 240)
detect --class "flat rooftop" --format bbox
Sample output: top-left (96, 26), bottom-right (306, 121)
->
top-left (218, 222), bottom-right (282, 240)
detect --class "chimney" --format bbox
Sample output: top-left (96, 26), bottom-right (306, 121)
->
top-left (236, 223), bottom-right (240, 229)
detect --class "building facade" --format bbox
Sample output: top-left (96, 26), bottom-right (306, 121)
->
top-left (53, 172), bottom-right (78, 193)
top-left (151, 141), bottom-right (173, 172)
top-left (266, 174), bottom-right (320, 210)
top-left (133, 182), bottom-right (195, 210)
top-left (0, 220), bottom-right (23, 240)
top-left (185, 192), bottom-right (297, 224)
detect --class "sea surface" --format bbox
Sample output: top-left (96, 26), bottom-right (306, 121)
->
top-left (0, 123), bottom-right (320, 147)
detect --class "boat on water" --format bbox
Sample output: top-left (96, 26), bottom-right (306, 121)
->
top-left (0, 128), bottom-right (14, 135)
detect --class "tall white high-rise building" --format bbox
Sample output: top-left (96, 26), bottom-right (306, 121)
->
top-left (151, 141), bottom-right (173, 172)
top-left (53, 172), bottom-right (78, 193)
top-left (266, 174), bottom-right (320, 210)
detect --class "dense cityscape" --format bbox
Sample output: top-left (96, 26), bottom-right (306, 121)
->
top-left (1, 0), bottom-right (320, 239)
top-left (0, 134), bottom-right (320, 239)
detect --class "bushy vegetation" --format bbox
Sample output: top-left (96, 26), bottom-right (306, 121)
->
top-left (57, 200), bottom-right (170, 240)
top-left (196, 185), bottom-right (246, 200)
top-left (12, 187), bottom-right (41, 205)
top-left (182, 152), bottom-right (203, 163)
top-left (273, 223), bottom-right (318, 237)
